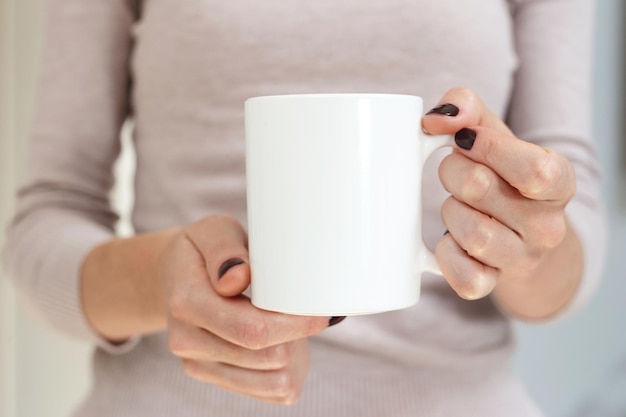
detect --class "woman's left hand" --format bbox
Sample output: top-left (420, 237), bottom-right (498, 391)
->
top-left (423, 88), bottom-right (582, 319)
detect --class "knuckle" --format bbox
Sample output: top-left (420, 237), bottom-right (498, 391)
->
top-left (465, 219), bottom-right (495, 258)
top-left (271, 372), bottom-right (300, 405)
top-left (264, 344), bottom-right (292, 369)
top-left (462, 165), bottom-right (493, 204)
top-left (241, 318), bottom-right (270, 350)
top-left (525, 152), bottom-right (561, 197)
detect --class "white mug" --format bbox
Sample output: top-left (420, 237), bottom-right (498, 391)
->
top-left (245, 93), bottom-right (452, 316)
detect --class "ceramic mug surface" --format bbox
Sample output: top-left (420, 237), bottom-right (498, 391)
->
top-left (245, 93), bottom-right (452, 315)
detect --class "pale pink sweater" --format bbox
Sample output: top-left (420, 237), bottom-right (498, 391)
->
top-left (4, 0), bottom-right (605, 416)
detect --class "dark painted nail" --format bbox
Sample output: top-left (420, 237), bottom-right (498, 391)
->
top-left (328, 316), bottom-right (346, 327)
top-left (443, 229), bottom-right (450, 236)
top-left (455, 128), bottom-right (477, 150)
top-left (218, 258), bottom-right (245, 279)
top-left (426, 103), bottom-right (460, 117)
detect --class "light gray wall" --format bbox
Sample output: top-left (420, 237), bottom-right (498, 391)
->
top-left (514, 1), bottom-right (626, 416)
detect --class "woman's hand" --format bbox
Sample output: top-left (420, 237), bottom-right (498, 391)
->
top-left (422, 88), bottom-right (583, 320)
top-left (83, 214), bottom-right (334, 405)
top-left (160, 214), bottom-right (331, 405)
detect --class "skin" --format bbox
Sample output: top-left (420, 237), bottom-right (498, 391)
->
top-left (83, 215), bottom-right (329, 405)
top-left (422, 88), bottom-right (582, 320)
top-left (81, 87), bottom-right (583, 404)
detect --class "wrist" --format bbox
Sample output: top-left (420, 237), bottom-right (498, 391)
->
top-left (81, 227), bottom-right (182, 341)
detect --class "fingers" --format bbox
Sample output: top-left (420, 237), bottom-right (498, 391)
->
top-left (423, 87), bottom-right (575, 203)
top-left (439, 151), bottom-right (527, 233)
top-left (181, 339), bottom-right (311, 405)
top-left (422, 87), bottom-right (513, 136)
top-left (165, 252), bottom-right (329, 351)
top-left (435, 235), bottom-right (497, 300)
top-left (439, 151), bottom-right (569, 247)
top-left (427, 88), bottom-right (576, 304)
top-left (451, 127), bottom-right (576, 202)
top-left (174, 214), bottom-right (330, 350)
top-left (168, 260), bottom-right (329, 352)
top-left (440, 197), bottom-right (525, 270)
top-left (190, 295), bottom-right (330, 350)
top-left (169, 320), bottom-right (300, 371)
top-left (164, 214), bottom-right (335, 404)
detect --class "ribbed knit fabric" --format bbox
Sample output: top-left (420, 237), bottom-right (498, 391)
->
top-left (3, 0), bottom-right (604, 415)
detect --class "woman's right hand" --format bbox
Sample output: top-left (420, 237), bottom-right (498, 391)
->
top-left (161, 214), bottom-right (332, 405)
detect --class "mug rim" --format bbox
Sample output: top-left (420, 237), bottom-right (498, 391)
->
top-left (245, 93), bottom-right (423, 105)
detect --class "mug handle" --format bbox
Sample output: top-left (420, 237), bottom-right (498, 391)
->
top-left (417, 133), bottom-right (455, 275)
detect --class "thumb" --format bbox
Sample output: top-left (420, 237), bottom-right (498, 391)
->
top-left (215, 257), bottom-right (250, 297)
top-left (184, 214), bottom-right (250, 297)
top-left (422, 87), bottom-right (513, 136)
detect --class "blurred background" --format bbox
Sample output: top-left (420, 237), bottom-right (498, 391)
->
top-left (1, 1), bottom-right (624, 416)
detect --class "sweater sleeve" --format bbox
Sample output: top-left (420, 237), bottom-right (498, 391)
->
top-left (3, 0), bottom-right (138, 352)
top-left (507, 0), bottom-right (606, 319)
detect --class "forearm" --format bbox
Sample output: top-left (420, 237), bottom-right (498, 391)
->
top-left (492, 219), bottom-right (583, 321)
top-left (81, 227), bottom-right (181, 341)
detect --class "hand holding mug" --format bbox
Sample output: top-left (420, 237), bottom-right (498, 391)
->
top-left (244, 89), bottom-right (580, 320)
top-left (423, 88), bottom-right (579, 310)
top-left (160, 214), bottom-right (332, 404)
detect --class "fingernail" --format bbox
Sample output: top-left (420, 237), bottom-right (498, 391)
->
top-left (218, 258), bottom-right (245, 279)
top-left (426, 103), bottom-right (460, 117)
top-left (455, 128), bottom-right (476, 150)
top-left (328, 316), bottom-right (346, 327)
top-left (443, 229), bottom-right (450, 236)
